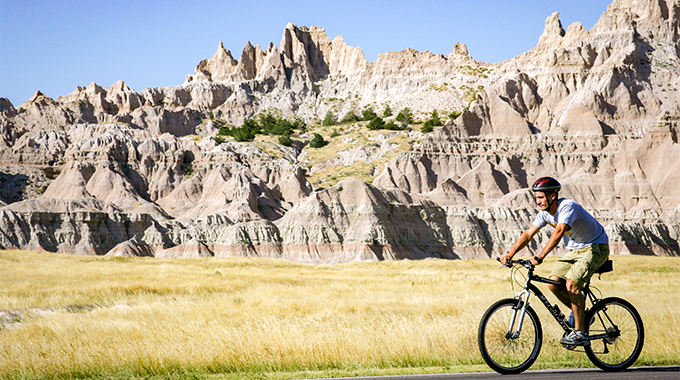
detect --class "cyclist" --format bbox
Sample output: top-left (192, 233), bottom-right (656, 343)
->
top-left (499, 177), bottom-right (609, 346)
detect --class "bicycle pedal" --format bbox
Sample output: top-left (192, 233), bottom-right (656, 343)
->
top-left (562, 343), bottom-right (579, 351)
top-left (561, 341), bottom-right (587, 351)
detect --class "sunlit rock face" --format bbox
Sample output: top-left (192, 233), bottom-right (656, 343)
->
top-left (0, 0), bottom-right (679, 261)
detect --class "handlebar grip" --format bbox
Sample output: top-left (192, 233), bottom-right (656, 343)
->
top-left (497, 257), bottom-right (533, 269)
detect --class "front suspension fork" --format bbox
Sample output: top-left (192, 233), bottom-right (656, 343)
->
top-left (506, 289), bottom-right (531, 339)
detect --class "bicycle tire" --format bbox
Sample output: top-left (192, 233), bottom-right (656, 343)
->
top-left (584, 297), bottom-right (644, 371)
top-left (478, 298), bottom-right (543, 374)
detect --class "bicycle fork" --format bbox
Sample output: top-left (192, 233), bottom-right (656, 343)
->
top-left (507, 289), bottom-right (532, 339)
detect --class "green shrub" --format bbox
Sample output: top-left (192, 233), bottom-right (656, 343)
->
top-left (449, 110), bottom-right (462, 120)
top-left (257, 113), bottom-right (279, 134)
top-left (258, 113), bottom-right (300, 135)
top-left (223, 112), bottom-right (306, 143)
top-left (330, 129), bottom-right (341, 138)
top-left (366, 116), bottom-right (406, 131)
top-left (271, 119), bottom-right (295, 135)
top-left (290, 117), bottom-right (307, 132)
top-left (367, 116), bottom-right (385, 130)
top-left (278, 134), bottom-right (293, 146)
top-left (231, 126), bottom-right (257, 142)
top-left (309, 133), bottom-right (329, 148)
top-left (382, 104), bottom-right (393, 118)
top-left (323, 110), bottom-right (338, 126)
top-left (217, 126), bottom-right (230, 136)
top-left (384, 120), bottom-right (405, 130)
top-left (341, 111), bottom-right (359, 123)
top-left (417, 110), bottom-right (442, 134)
top-left (421, 120), bottom-right (434, 133)
top-left (429, 110), bottom-right (443, 126)
top-left (395, 107), bottom-right (413, 124)
top-left (361, 106), bottom-right (377, 121)
top-left (243, 118), bottom-right (261, 133)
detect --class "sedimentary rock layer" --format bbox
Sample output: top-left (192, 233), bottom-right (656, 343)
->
top-left (0, 0), bottom-right (678, 261)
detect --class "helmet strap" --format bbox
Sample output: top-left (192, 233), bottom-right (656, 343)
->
top-left (547, 192), bottom-right (558, 211)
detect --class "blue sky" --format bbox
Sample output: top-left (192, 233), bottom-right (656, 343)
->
top-left (1, 0), bottom-right (613, 105)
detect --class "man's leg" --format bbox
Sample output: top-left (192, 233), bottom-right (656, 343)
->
top-left (566, 279), bottom-right (585, 331)
top-left (555, 245), bottom-right (608, 346)
top-left (564, 244), bottom-right (608, 332)
top-left (547, 276), bottom-right (571, 309)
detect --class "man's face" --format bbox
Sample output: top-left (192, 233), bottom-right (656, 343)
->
top-left (534, 191), bottom-right (553, 211)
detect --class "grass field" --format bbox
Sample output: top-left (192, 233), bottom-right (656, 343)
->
top-left (1, 251), bottom-right (678, 379)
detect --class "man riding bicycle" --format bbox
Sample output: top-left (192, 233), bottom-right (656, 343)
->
top-left (500, 177), bottom-right (609, 346)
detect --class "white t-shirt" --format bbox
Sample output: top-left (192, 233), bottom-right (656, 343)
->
top-left (533, 198), bottom-right (608, 250)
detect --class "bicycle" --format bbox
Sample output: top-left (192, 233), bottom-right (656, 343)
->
top-left (477, 258), bottom-right (644, 374)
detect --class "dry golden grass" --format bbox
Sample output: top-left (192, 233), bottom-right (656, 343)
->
top-left (0, 251), bottom-right (678, 379)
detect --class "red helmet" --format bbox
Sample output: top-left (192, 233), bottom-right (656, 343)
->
top-left (531, 177), bottom-right (561, 193)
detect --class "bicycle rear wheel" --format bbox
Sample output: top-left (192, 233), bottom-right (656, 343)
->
top-left (584, 297), bottom-right (644, 371)
top-left (478, 298), bottom-right (542, 374)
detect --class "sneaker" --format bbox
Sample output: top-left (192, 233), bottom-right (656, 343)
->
top-left (560, 329), bottom-right (590, 346)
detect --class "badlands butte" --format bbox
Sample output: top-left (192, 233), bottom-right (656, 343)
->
top-left (1, 0), bottom-right (679, 262)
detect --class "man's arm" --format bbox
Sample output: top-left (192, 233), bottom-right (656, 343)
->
top-left (533, 223), bottom-right (569, 264)
top-left (501, 224), bottom-right (541, 264)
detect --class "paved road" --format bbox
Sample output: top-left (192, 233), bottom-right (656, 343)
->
top-left (310, 366), bottom-right (680, 380)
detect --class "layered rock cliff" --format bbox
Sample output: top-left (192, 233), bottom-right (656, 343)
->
top-left (0, 0), bottom-right (678, 261)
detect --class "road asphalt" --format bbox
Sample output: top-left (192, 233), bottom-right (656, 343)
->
top-left (308, 366), bottom-right (680, 380)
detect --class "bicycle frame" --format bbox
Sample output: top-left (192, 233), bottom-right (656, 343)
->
top-left (508, 261), bottom-right (601, 339)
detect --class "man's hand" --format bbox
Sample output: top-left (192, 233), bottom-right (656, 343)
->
top-left (530, 256), bottom-right (543, 266)
top-left (499, 255), bottom-right (511, 265)
top-left (504, 225), bottom-right (540, 266)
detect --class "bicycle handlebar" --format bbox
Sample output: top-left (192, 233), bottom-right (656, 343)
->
top-left (496, 257), bottom-right (535, 269)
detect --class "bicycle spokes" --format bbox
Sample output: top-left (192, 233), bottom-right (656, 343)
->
top-left (585, 298), bottom-right (644, 371)
top-left (478, 298), bottom-right (543, 374)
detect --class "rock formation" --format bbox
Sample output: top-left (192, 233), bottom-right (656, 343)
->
top-left (0, 0), bottom-right (678, 261)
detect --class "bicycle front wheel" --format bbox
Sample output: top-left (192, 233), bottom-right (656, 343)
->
top-left (478, 298), bottom-right (543, 374)
top-left (584, 297), bottom-right (644, 371)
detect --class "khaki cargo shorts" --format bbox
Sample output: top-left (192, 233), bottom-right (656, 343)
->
top-left (550, 243), bottom-right (610, 288)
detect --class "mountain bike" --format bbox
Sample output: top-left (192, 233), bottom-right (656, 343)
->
top-left (477, 258), bottom-right (644, 374)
